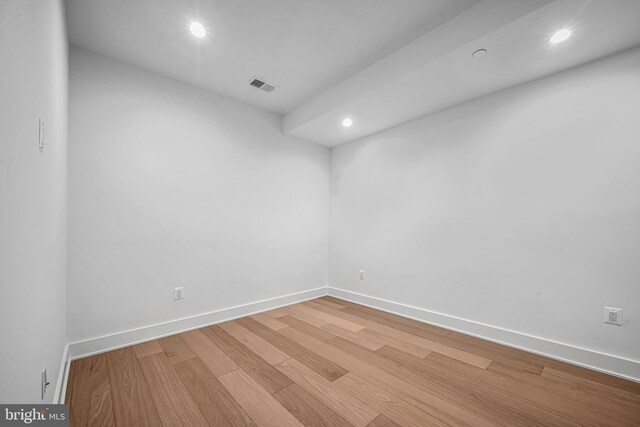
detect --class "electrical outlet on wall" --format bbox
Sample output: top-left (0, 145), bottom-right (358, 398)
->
top-left (359, 270), bottom-right (366, 280)
top-left (603, 307), bottom-right (622, 326)
top-left (174, 287), bottom-right (184, 300)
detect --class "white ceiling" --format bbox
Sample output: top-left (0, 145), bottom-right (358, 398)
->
top-left (66, 0), bottom-right (477, 114)
top-left (66, 0), bottom-right (640, 147)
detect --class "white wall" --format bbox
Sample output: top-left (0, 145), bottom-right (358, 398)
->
top-left (0, 0), bottom-right (68, 403)
top-left (68, 48), bottom-right (330, 343)
top-left (330, 47), bottom-right (640, 364)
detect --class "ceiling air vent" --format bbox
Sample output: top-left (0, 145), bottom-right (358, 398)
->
top-left (249, 77), bottom-right (277, 93)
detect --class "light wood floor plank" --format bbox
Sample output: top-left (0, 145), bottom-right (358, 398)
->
top-left (322, 323), bottom-right (386, 351)
top-left (282, 316), bottom-right (386, 354)
top-left (335, 302), bottom-right (449, 338)
top-left (67, 297), bottom-right (640, 426)
top-left (218, 320), bottom-right (252, 336)
top-left (306, 302), bottom-right (491, 369)
top-left (279, 315), bottom-right (336, 342)
top-left (541, 367), bottom-right (640, 415)
top-left (334, 372), bottom-right (450, 427)
top-left (218, 368), bottom-right (304, 427)
top-left (69, 354), bottom-right (116, 427)
top-left (344, 340), bottom-right (536, 426)
top-left (367, 414), bottom-right (402, 427)
top-left (276, 358), bottom-right (379, 427)
top-left (416, 350), bottom-right (584, 426)
top-left (221, 319), bottom-right (292, 365)
top-left (181, 329), bottom-right (238, 376)
top-left (234, 330), bottom-right (292, 366)
top-left (313, 297), bottom-right (347, 310)
top-left (262, 307), bottom-right (289, 318)
top-left (437, 331), bottom-right (545, 375)
top-left (236, 316), bottom-right (349, 382)
top-left (201, 324), bottom-right (293, 393)
top-left (273, 383), bottom-right (353, 427)
top-left (279, 306), bottom-right (329, 328)
top-left (133, 340), bottom-right (163, 359)
top-left (488, 362), bottom-right (639, 425)
top-left (322, 296), bottom-right (353, 307)
top-left (543, 360), bottom-right (640, 395)
top-left (294, 303), bottom-right (364, 332)
top-left (138, 352), bottom-right (209, 427)
top-left (251, 312), bottom-right (288, 330)
top-left (174, 358), bottom-right (256, 426)
top-left (105, 347), bottom-right (162, 427)
top-left (358, 327), bottom-right (430, 356)
top-left (158, 334), bottom-right (197, 365)
top-left (278, 325), bottom-right (500, 427)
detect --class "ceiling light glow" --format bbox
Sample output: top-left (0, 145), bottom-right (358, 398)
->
top-left (550, 28), bottom-right (572, 44)
top-left (189, 22), bottom-right (206, 38)
top-left (342, 118), bottom-right (353, 128)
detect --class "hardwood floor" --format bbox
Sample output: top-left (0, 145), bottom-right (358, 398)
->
top-left (66, 297), bottom-right (640, 426)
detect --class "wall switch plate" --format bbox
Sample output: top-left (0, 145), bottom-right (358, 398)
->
top-left (41, 366), bottom-right (49, 400)
top-left (603, 307), bottom-right (622, 326)
top-left (174, 287), bottom-right (184, 300)
top-left (359, 270), bottom-right (366, 280)
top-left (38, 118), bottom-right (45, 153)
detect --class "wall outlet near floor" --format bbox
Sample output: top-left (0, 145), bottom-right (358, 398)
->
top-left (41, 366), bottom-right (49, 400)
top-left (603, 307), bottom-right (622, 326)
top-left (174, 286), bottom-right (184, 300)
top-left (359, 270), bottom-right (366, 280)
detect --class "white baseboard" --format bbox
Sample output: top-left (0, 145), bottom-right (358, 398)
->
top-left (67, 287), bottom-right (327, 361)
top-left (328, 287), bottom-right (640, 383)
top-left (61, 284), bottom-right (639, 403)
top-left (53, 343), bottom-right (69, 404)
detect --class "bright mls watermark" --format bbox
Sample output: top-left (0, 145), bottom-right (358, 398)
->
top-left (1, 405), bottom-right (68, 426)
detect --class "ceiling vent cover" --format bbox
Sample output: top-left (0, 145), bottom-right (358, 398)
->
top-left (249, 77), bottom-right (277, 93)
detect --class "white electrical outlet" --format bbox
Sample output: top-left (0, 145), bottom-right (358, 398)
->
top-left (359, 270), bottom-right (366, 280)
top-left (41, 366), bottom-right (49, 400)
top-left (174, 287), bottom-right (184, 300)
top-left (603, 307), bottom-right (622, 326)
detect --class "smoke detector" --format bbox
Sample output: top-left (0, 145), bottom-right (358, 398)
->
top-left (249, 77), bottom-right (277, 93)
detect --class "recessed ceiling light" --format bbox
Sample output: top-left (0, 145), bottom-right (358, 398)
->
top-left (342, 118), bottom-right (353, 128)
top-left (472, 49), bottom-right (487, 58)
top-left (189, 22), bottom-right (206, 38)
top-left (550, 28), bottom-right (572, 44)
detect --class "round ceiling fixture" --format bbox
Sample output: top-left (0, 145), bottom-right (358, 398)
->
top-left (342, 118), bottom-right (353, 128)
top-left (189, 22), bottom-right (207, 38)
top-left (550, 28), bottom-right (572, 44)
top-left (472, 49), bottom-right (487, 58)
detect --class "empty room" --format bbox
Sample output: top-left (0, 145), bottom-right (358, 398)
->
top-left (2, 0), bottom-right (640, 425)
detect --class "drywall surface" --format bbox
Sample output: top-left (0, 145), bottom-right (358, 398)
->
top-left (0, 0), bottom-right (68, 403)
top-left (330, 47), bottom-right (640, 363)
top-left (68, 48), bottom-right (330, 343)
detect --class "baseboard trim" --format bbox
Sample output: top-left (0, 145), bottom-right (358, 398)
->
top-left (67, 287), bottom-right (327, 361)
top-left (53, 343), bottom-right (69, 404)
top-left (63, 284), bottom-right (639, 397)
top-left (327, 287), bottom-right (640, 383)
